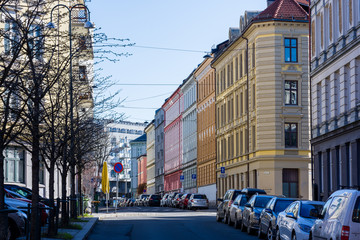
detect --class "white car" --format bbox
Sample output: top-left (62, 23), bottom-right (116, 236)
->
top-left (276, 200), bottom-right (324, 240)
top-left (310, 189), bottom-right (360, 240)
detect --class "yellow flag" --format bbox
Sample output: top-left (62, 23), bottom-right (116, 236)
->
top-left (101, 161), bottom-right (110, 194)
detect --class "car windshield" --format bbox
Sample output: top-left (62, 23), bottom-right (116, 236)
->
top-left (232, 191), bottom-right (242, 200)
top-left (240, 196), bottom-right (248, 206)
top-left (300, 204), bottom-right (324, 218)
top-left (274, 200), bottom-right (295, 213)
top-left (194, 195), bottom-right (207, 199)
top-left (152, 195), bottom-right (161, 199)
top-left (254, 197), bottom-right (272, 208)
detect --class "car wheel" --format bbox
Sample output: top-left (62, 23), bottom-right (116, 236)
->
top-left (266, 225), bottom-right (274, 240)
top-left (258, 223), bottom-right (264, 239)
top-left (292, 233), bottom-right (296, 240)
top-left (247, 222), bottom-right (253, 235)
top-left (240, 220), bottom-right (246, 232)
top-left (275, 228), bottom-right (281, 240)
top-left (7, 222), bottom-right (18, 240)
top-left (223, 213), bottom-right (227, 224)
top-left (227, 214), bottom-right (233, 226)
top-left (216, 213), bottom-right (223, 222)
top-left (234, 215), bottom-right (240, 229)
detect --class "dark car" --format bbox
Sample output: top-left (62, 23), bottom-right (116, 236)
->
top-left (228, 194), bottom-right (249, 228)
top-left (179, 193), bottom-right (192, 209)
top-left (216, 189), bottom-right (242, 223)
top-left (241, 188), bottom-right (267, 197)
top-left (241, 194), bottom-right (274, 235)
top-left (147, 194), bottom-right (161, 206)
top-left (258, 197), bottom-right (296, 240)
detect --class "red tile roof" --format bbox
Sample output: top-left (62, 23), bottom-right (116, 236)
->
top-left (254, 0), bottom-right (308, 21)
top-left (296, 0), bottom-right (309, 6)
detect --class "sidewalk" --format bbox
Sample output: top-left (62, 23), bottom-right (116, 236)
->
top-left (40, 217), bottom-right (98, 240)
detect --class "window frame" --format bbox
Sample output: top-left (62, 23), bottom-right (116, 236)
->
top-left (285, 123), bottom-right (298, 148)
top-left (284, 80), bottom-right (298, 105)
top-left (284, 38), bottom-right (298, 63)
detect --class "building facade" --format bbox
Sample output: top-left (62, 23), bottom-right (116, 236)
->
top-left (181, 72), bottom-right (197, 193)
top-left (310, 0), bottom-right (360, 200)
top-left (214, 0), bottom-right (311, 199)
top-left (145, 120), bottom-right (156, 195)
top-left (130, 134), bottom-right (147, 197)
top-left (195, 54), bottom-right (217, 205)
top-left (104, 121), bottom-right (146, 197)
top-left (137, 155), bottom-right (147, 191)
top-left (154, 108), bottom-right (165, 194)
top-left (163, 88), bottom-right (183, 192)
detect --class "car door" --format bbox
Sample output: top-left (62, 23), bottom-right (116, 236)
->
top-left (350, 195), bottom-right (360, 240)
top-left (261, 198), bottom-right (275, 233)
top-left (279, 202), bottom-right (295, 240)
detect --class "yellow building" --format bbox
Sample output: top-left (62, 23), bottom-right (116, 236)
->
top-left (214, 0), bottom-right (311, 199)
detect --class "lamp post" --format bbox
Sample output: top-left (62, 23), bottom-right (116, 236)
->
top-left (48, 3), bottom-right (94, 219)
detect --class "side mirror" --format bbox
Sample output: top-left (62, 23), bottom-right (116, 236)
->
top-left (286, 212), bottom-right (296, 219)
top-left (217, 198), bottom-right (223, 202)
top-left (265, 208), bottom-right (272, 213)
top-left (245, 203), bottom-right (251, 208)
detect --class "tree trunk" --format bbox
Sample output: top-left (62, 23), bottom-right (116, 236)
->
top-left (30, 130), bottom-right (40, 240)
top-left (0, 148), bottom-right (9, 240)
top-left (47, 162), bottom-right (56, 236)
top-left (77, 164), bottom-right (83, 215)
top-left (70, 162), bottom-right (76, 219)
top-left (60, 160), bottom-right (69, 227)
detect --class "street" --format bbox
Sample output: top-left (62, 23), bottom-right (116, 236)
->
top-left (88, 207), bottom-right (258, 240)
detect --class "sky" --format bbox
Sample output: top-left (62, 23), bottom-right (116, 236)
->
top-left (87, 0), bottom-right (267, 123)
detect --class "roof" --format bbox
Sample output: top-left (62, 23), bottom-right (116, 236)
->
top-left (254, 0), bottom-right (308, 22)
top-left (296, 0), bottom-right (309, 6)
top-left (130, 133), bottom-right (146, 143)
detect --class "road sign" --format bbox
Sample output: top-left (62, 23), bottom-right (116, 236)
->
top-left (180, 175), bottom-right (185, 182)
top-left (143, 189), bottom-right (146, 193)
top-left (220, 173), bottom-right (227, 178)
top-left (191, 174), bottom-right (196, 180)
top-left (114, 162), bottom-right (124, 173)
top-left (221, 167), bottom-right (225, 174)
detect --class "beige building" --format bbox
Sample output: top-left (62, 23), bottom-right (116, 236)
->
top-left (145, 120), bottom-right (156, 194)
top-left (214, 0), bottom-right (311, 199)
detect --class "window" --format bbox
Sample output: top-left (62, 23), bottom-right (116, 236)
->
top-left (4, 19), bottom-right (20, 55)
top-left (283, 168), bottom-right (299, 198)
top-left (79, 66), bottom-right (87, 82)
top-left (285, 123), bottom-right (298, 148)
top-left (79, 35), bottom-right (92, 50)
top-left (285, 81), bottom-right (298, 105)
top-left (4, 147), bottom-right (25, 183)
top-left (352, 197), bottom-right (360, 223)
top-left (284, 38), bottom-right (298, 62)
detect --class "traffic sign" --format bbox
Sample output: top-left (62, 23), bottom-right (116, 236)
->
top-left (191, 174), bottom-right (196, 180)
top-left (180, 175), bottom-right (185, 182)
top-left (114, 162), bottom-right (124, 173)
top-left (221, 167), bottom-right (225, 174)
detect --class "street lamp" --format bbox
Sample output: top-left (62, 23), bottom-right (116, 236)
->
top-left (48, 3), bottom-right (94, 218)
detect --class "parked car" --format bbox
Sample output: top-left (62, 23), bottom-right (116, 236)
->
top-left (172, 193), bottom-right (184, 208)
top-left (5, 204), bottom-right (27, 240)
top-left (5, 189), bottom-right (49, 226)
top-left (147, 194), bottom-right (161, 207)
top-left (241, 188), bottom-right (267, 196)
top-left (310, 189), bottom-right (360, 240)
top-left (228, 194), bottom-right (249, 228)
top-left (138, 194), bottom-right (149, 206)
top-left (216, 189), bottom-right (242, 223)
top-left (188, 194), bottom-right (209, 210)
top-left (160, 194), bottom-right (169, 207)
top-left (166, 192), bottom-right (179, 207)
top-left (276, 200), bottom-right (324, 240)
top-left (4, 184), bottom-right (51, 207)
top-left (179, 193), bottom-right (192, 209)
top-left (258, 197), bottom-right (296, 239)
top-left (242, 194), bottom-right (274, 235)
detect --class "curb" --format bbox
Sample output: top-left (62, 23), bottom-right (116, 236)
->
top-left (72, 217), bottom-right (98, 240)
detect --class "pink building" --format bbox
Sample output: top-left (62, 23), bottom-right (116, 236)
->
top-left (137, 155), bottom-right (147, 187)
top-left (163, 88), bottom-right (183, 192)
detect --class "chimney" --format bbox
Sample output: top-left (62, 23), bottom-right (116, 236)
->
top-left (267, 0), bottom-right (276, 6)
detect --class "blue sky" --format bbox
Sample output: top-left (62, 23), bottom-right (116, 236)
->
top-left (87, 0), bottom-right (267, 123)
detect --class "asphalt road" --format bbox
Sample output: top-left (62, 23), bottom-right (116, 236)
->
top-left (88, 207), bottom-right (258, 240)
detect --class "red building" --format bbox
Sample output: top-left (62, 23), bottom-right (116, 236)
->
top-left (137, 155), bottom-right (147, 187)
top-left (163, 88), bottom-right (183, 192)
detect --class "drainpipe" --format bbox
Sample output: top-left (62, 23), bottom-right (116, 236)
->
top-left (242, 35), bottom-right (250, 188)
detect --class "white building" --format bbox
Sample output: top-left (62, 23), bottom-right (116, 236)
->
top-left (130, 134), bottom-right (147, 197)
top-left (181, 71), bottom-right (197, 192)
top-left (104, 121), bottom-right (146, 197)
top-left (310, 0), bottom-right (360, 200)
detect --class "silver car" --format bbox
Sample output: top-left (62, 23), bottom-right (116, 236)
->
top-left (188, 194), bottom-right (209, 210)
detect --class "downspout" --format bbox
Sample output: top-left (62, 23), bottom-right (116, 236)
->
top-left (242, 36), bottom-right (250, 188)
top-left (308, 0), bottom-right (315, 200)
